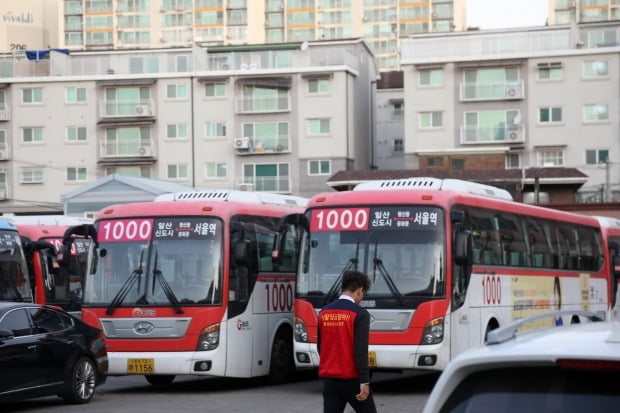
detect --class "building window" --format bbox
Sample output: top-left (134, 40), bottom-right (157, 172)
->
top-left (307, 118), bottom-right (331, 135)
top-left (204, 121), bottom-right (226, 138)
top-left (66, 126), bottom-right (87, 142)
top-left (391, 102), bottom-right (404, 120)
top-left (393, 138), bottom-right (403, 152)
top-left (20, 168), bottom-right (43, 184)
top-left (21, 127), bottom-right (44, 143)
top-left (537, 64), bottom-right (563, 81)
top-left (506, 153), bottom-right (520, 169)
top-left (427, 157), bottom-right (444, 167)
top-left (539, 107), bottom-right (562, 123)
top-left (176, 55), bottom-right (192, 72)
top-left (129, 56), bottom-right (159, 74)
top-left (205, 162), bottom-right (227, 179)
top-left (66, 167), bottom-right (87, 182)
top-left (241, 85), bottom-right (289, 112)
top-left (243, 163), bottom-right (289, 192)
top-left (167, 164), bottom-right (188, 180)
top-left (21, 88), bottom-right (43, 104)
top-left (463, 110), bottom-right (519, 143)
top-left (418, 111), bottom-right (443, 129)
top-left (205, 82), bottom-right (226, 97)
top-left (308, 78), bottom-right (330, 94)
top-left (583, 60), bottom-right (609, 78)
top-left (66, 87), bottom-right (87, 103)
top-left (167, 123), bottom-right (188, 139)
top-left (242, 121), bottom-right (289, 152)
top-left (166, 83), bottom-right (188, 99)
top-left (106, 166), bottom-right (151, 177)
top-left (538, 149), bottom-right (564, 167)
top-left (418, 68), bottom-right (443, 87)
top-left (585, 149), bottom-right (609, 165)
top-left (583, 104), bottom-right (609, 122)
top-left (451, 158), bottom-right (464, 171)
top-left (308, 160), bottom-right (331, 176)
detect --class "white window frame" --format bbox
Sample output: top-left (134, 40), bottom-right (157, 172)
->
top-left (20, 168), bottom-right (44, 184)
top-left (166, 123), bottom-right (188, 140)
top-left (21, 88), bottom-right (43, 104)
top-left (307, 78), bottom-right (330, 94)
top-left (583, 60), bottom-right (609, 79)
top-left (66, 166), bottom-right (88, 183)
top-left (583, 104), bottom-right (609, 123)
top-left (537, 149), bottom-right (564, 167)
top-left (66, 126), bottom-right (87, 142)
top-left (204, 121), bottom-right (226, 138)
top-left (205, 82), bottom-right (226, 98)
top-left (307, 118), bottom-right (331, 136)
top-left (308, 160), bottom-right (331, 176)
top-left (506, 153), bottom-right (521, 169)
top-left (418, 111), bottom-right (443, 129)
top-left (167, 163), bottom-right (189, 180)
top-left (538, 106), bottom-right (563, 124)
top-left (21, 127), bottom-right (44, 143)
top-left (205, 162), bottom-right (227, 179)
top-left (418, 68), bottom-right (443, 87)
top-left (65, 86), bottom-right (87, 103)
top-left (585, 149), bottom-right (609, 165)
top-left (537, 66), bottom-right (563, 81)
top-left (166, 83), bottom-right (188, 100)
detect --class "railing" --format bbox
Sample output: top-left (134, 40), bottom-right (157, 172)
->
top-left (238, 176), bottom-right (291, 193)
top-left (99, 100), bottom-right (155, 118)
top-left (460, 81), bottom-right (524, 101)
top-left (460, 123), bottom-right (526, 144)
top-left (99, 139), bottom-right (155, 158)
top-left (235, 136), bottom-right (290, 155)
top-left (236, 96), bottom-right (290, 113)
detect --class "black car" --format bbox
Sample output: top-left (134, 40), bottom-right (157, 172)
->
top-left (0, 302), bottom-right (108, 404)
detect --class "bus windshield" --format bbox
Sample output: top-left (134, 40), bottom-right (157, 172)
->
top-left (0, 230), bottom-right (32, 302)
top-left (84, 217), bottom-right (223, 308)
top-left (298, 206), bottom-right (446, 303)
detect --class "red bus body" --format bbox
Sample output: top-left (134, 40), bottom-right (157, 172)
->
top-left (293, 178), bottom-right (614, 373)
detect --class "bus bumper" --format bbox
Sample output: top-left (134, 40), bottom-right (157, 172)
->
top-left (293, 342), bottom-right (319, 369)
top-left (107, 350), bottom-right (227, 377)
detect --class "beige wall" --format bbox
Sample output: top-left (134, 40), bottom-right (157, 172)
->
top-left (0, 0), bottom-right (58, 52)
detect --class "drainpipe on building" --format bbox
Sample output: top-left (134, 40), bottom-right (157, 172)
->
top-left (190, 76), bottom-right (196, 188)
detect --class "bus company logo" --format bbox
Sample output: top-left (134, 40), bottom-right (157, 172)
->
top-left (236, 319), bottom-right (250, 330)
top-left (360, 300), bottom-right (376, 308)
top-left (132, 308), bottom-right (156, 317)
top-left (134, 321), bottom-right (155, 335)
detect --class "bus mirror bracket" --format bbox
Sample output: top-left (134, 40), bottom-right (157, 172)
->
top-left (454, 230), bottom-right (473, 267)
top-left (233, 240), bottom-right (249, 266)
top-left (273, 213), bottom-right (307, 266)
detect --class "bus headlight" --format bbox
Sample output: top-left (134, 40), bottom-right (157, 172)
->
top-left (197, 323), bottom-right (220, 351)
top-left (294, 317), bottom-right (309, 343)
top-left (421, 316), bottom-right (444, 345)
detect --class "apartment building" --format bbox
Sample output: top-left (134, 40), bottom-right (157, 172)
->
top-left (0, 0), bottom-right (59, 51)
top-left (548, 0), bottom-right (620, 25)
top-left (49, 0), bottom-right (466, 71)
top-left (0, 39), bottom-right (378, 213)
top-left (399, 21), bottom-right (620, 203)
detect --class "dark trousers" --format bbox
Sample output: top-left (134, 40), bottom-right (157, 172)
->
top-left (323, 378), bottom-right (377, 413)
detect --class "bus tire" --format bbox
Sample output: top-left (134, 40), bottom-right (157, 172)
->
top-left (268, 330), bottom-right (293, 384)
top-left (145, 375), bottom-right (175, 386)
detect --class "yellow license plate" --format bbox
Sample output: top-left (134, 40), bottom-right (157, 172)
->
top-left (368, 351), bottom-right (377, 368)
top-left (127, 358), bottom-right (154, 374)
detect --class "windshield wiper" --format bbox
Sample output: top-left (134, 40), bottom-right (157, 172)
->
top-left (151, 251), bottom-right (183, 314)
top-left (106, 250), bottom-right (144, 315)
top-left (372, 243), bottom-right (404, 305)
top-left (323, 241), bottom-right (359, 305)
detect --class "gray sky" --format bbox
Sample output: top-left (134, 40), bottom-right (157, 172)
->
top-left (467, 0), bottom-right (548, 29)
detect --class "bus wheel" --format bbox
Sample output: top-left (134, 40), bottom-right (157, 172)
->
top-left (268, 331), bottom-right (293, 384)
top-left (145, 375), bottom-right (175, 386)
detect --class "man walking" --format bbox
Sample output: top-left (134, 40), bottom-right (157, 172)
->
top-left (317, 270), bottom-right (377, 413)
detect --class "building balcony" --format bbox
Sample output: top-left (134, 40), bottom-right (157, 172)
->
top-left (460, 81), bottom-right (524, 101)
top-left (236, 96), bottom-right (290, 114)
top-left (99, 139), bottom-right (156, 160)
top-left (460, 124), bottom-right (525, 145)
top-left (238, 176), bottom-right (291, 193)
top-left (98, 100), bottom-right (156, 122)
top-left (233, 136), bottom-right (290, 155)
top-left (0, 104), bottom-right (9, 121)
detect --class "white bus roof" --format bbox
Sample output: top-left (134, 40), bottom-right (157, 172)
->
top-left (5, 215), bottom-right (93, 226)
top-left (353, 177), bottom-right (513, 201)
top-left (594, 215), bottom-right (620, 228)
top-left (154, 190), bottom-right (308, 208)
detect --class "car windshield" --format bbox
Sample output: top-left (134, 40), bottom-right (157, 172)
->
top-left (440, 366), bottom-right (620, 413)
top-left (0, 230), bottom-right (32, 302)
top-left (298, 206), bottom-right (445, 305)
top-left (84, 217), bottom-right (223, 309)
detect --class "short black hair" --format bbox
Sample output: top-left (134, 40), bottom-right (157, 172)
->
top-left (341, 270), bottom-right (371, 293)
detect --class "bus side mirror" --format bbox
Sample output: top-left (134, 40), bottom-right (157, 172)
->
top-left (272, 213), bottom-right (307, 265)
top-left (233, 240), bottom-right (249, 266)
top-left (613, 255), bottom-right (620, 281)
top-left (454, 230), bottom-right (473, 267)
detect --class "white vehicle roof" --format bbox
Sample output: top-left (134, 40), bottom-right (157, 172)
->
top-left (5, 215), bottom-right (93, 226)
top-left (422, 312), bottom-right (620, 413)
top-left (154, 189), bottom-right (308, 208)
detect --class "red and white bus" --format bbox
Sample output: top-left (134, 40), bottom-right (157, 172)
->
top-left (72, 190), bottom-right (306, 385)
top-left (595, 215), bottom-right (620, 308)
top-left (15, 222), bottom-right (92, 316)
top-left (0, 219), bottom-right (32, 303)
top-left (280, 177), bottom-right (618, 373)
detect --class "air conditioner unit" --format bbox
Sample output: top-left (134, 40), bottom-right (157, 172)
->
top-left (138, 146), bottom-right (150, 156)
top-left (240, 63), bottom-right (249, 70)
top-left (135, 104), bottom-right (151, 115)
top-left (249, 63), bottom-right (258, 69)
top-left (508, 131), bottom-right (519, 140)
top-left (506, 87), bottom-right (518, 97)
top-left (233, 137), bottom-right (250, 149)
top-left (222, 63), bottom-right (230, 70)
